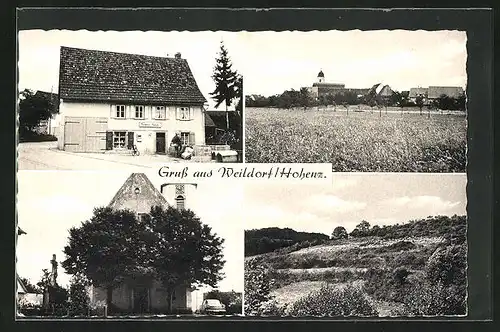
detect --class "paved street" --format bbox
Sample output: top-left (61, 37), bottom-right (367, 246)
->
top-left (18, 142), bottom-right (212, 171)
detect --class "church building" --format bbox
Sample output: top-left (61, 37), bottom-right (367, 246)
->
top-left (88, 173), bottom-right (197, 314)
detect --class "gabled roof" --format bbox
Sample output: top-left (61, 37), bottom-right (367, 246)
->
top-left (206, 110), bottom-right (242, 130)
top-left (59, 46), bottom-right (207, 105)
top-left (204, 113), bottom-right (216, 127)
top-left (17, 275), bottom-right (28, 293)
top-left (427, 86), bottom-right (464, 99)
top-left (108, 173), bottom-right (169, 211)
top-left (409, 87), bottom-right (428, 98)
top-left (369, 83), bottom-right (393, 97)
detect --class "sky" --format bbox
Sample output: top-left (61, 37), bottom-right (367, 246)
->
top-left (243, 173), bottom-right (467, 235)
top-left (16, 170), bottom-right (244, 294)
top-left (18, 30), bottom-right (467, 101)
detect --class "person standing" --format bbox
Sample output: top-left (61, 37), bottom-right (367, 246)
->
top-left (171, 133), bottom-right (182, 157)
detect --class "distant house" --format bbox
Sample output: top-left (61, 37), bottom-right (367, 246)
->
top-left (57, 46), bottom-right (207, 155)
top-left (427, 86), bottom-right (464, 100)
top-left (88, 173), bottom-right (195, 314)
top-left (409, 86), bottom-right (464, 105)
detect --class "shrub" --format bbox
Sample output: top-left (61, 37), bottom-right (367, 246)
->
top-left (68, 273), bottom-right (90, 316)
top-left (402, 279), bottom-right (466, 316)
top-left (244, 260), bottom-right (275, 315)
top-left (287, 284), bottom-right (378, 317)
top-left (426, 244), bottom-right (467, 286)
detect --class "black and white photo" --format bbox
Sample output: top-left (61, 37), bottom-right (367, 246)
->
top-left (16, 171), bottom-right (243, 318)
top-left (244, 30), bottom-right (467, 172)
top-left (18, 30), bottom-right (244, 170)
top-left (244, 173), bottom-right (467, 317)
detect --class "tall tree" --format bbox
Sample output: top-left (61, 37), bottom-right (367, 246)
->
top-left (18, 89), bottom-right (58, 136)
top-left (62, 207), bottom-right (149, 312)
top-left (210, 41), bottom-right (239, 129)
top-left (145, 206), bottom-right (225, 313)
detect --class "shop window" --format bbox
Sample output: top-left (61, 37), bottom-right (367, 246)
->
top-left (115, 105), bottom-right (126, 118)
top-left (154, 106), bottom-right (167, 119)
top-left (134, 106), bottom-right (145, 119)
top-left (113, 131), bottom-right (127, 149)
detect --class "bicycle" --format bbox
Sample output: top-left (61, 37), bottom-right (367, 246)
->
top-left (129, 144), bottom-right (140, 156)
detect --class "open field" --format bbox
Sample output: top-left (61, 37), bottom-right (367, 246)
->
top-left (245, 107), bottom-right (467, 172)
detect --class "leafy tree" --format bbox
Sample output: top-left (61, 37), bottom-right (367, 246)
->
top-left (415, 95), bottom-right (425, 115)
top-left (20, 277), bottom-right (41, 293)
top-left (18, 89), bottom-right (58, 136)
top-left (455, 93), bottom-right (466, 111)
top-left (299, 87), bottom-right (312, 109)
top-left (331, 226), bottom-right (348, 240)
top-left (62, 207), bottom-right (149, 312)
top-left (210, 41), bottom-right (239, 128)
top-left (68, 273), bottom-right (91, 316)
top-left (145, 206), bottom-right (225, 313)
top-left (244, 260), bottom-right (275, 315)
top-left (351, 220), bottom-right (371, 237)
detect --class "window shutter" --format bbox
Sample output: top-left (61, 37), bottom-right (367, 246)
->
top-left (176, 108), bottom-right (180, 120)
top-left (127, 132), bottom-right (134, 149)
top-left (165, 106), bottom-right (170, 119)
top-left (189, 132), bottom-right (195, 146)
top-left (189, 107), bottom-right (194, 120)
top-left (110, 105), bottom-right (115, 118)
top-left (106, 131), bottom-right (113, 150)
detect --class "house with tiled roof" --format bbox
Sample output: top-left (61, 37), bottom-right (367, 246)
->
top-left (57, 46), bottom-right (207, 155)
top-left (427, 86), bottom-right (464, 100)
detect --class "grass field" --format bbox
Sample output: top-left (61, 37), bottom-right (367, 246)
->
top-left (245, 107), bottom-right (467, 172)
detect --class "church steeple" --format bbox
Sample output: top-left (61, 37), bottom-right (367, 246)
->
top-left (317, 69), bottom-right (325, 83)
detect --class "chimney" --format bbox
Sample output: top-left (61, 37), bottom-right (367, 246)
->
top-left (175, 52), bottom-right (182, 59)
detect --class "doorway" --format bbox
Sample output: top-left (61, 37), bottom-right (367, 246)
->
top-left (156, 132), bottom-right (166, 154)
top-left (133, 287), bottom-right (149, 313)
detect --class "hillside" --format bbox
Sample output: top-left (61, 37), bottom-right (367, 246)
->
top-left (245, 227), bottom-right (330, 257)
top-left (244, 215), bottom-right (467, 317)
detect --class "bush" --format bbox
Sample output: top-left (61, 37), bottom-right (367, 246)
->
top-left (244, 260), bottom-right (275, 315)
top-left (68, 274), bottom-right (90, 316)
top-left (287, 284), bottom-right (378, 317)
top-left (426, 244), bottom-right (467, 286)
top-left (402, 279), bottom-right (466, 316)
top-left (19, 132), bottom-right (58, 143)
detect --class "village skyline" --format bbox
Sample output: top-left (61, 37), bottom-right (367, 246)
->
top-left (243, 174), bottom-right (466, 236)
top-left (241, 30), bottom-right (467, 96)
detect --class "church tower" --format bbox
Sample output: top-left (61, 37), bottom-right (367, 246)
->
top-left (317, 70), bottom-right (325, 83)
top-left (160, 183), bottom-right (198, 210)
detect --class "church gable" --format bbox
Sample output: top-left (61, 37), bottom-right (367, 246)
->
top-left (108, 173), bottom-right (169, 214)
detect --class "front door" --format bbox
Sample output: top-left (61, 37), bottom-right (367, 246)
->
top-left (133, 287), bottom-right (149, 313)
top-left (156, 132), bottom-right (166, 154)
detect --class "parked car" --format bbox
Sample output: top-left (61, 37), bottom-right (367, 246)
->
top-left (200, 299), bottom-right (226, 315)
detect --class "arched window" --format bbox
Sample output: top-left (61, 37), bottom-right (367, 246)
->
top-left (176, 195), bottom-right (185, 210)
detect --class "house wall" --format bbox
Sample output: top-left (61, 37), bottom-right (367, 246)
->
top-left (90, 283), bottom-right (191, 312)
top-left (58, 100), bottom-right (205, 154)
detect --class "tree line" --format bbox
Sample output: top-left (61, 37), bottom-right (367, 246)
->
top-left (246, 88), bottom-right (466, 112)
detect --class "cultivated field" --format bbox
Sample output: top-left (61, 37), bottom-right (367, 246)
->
top-left (245, 107), bottom-right (467, 172)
